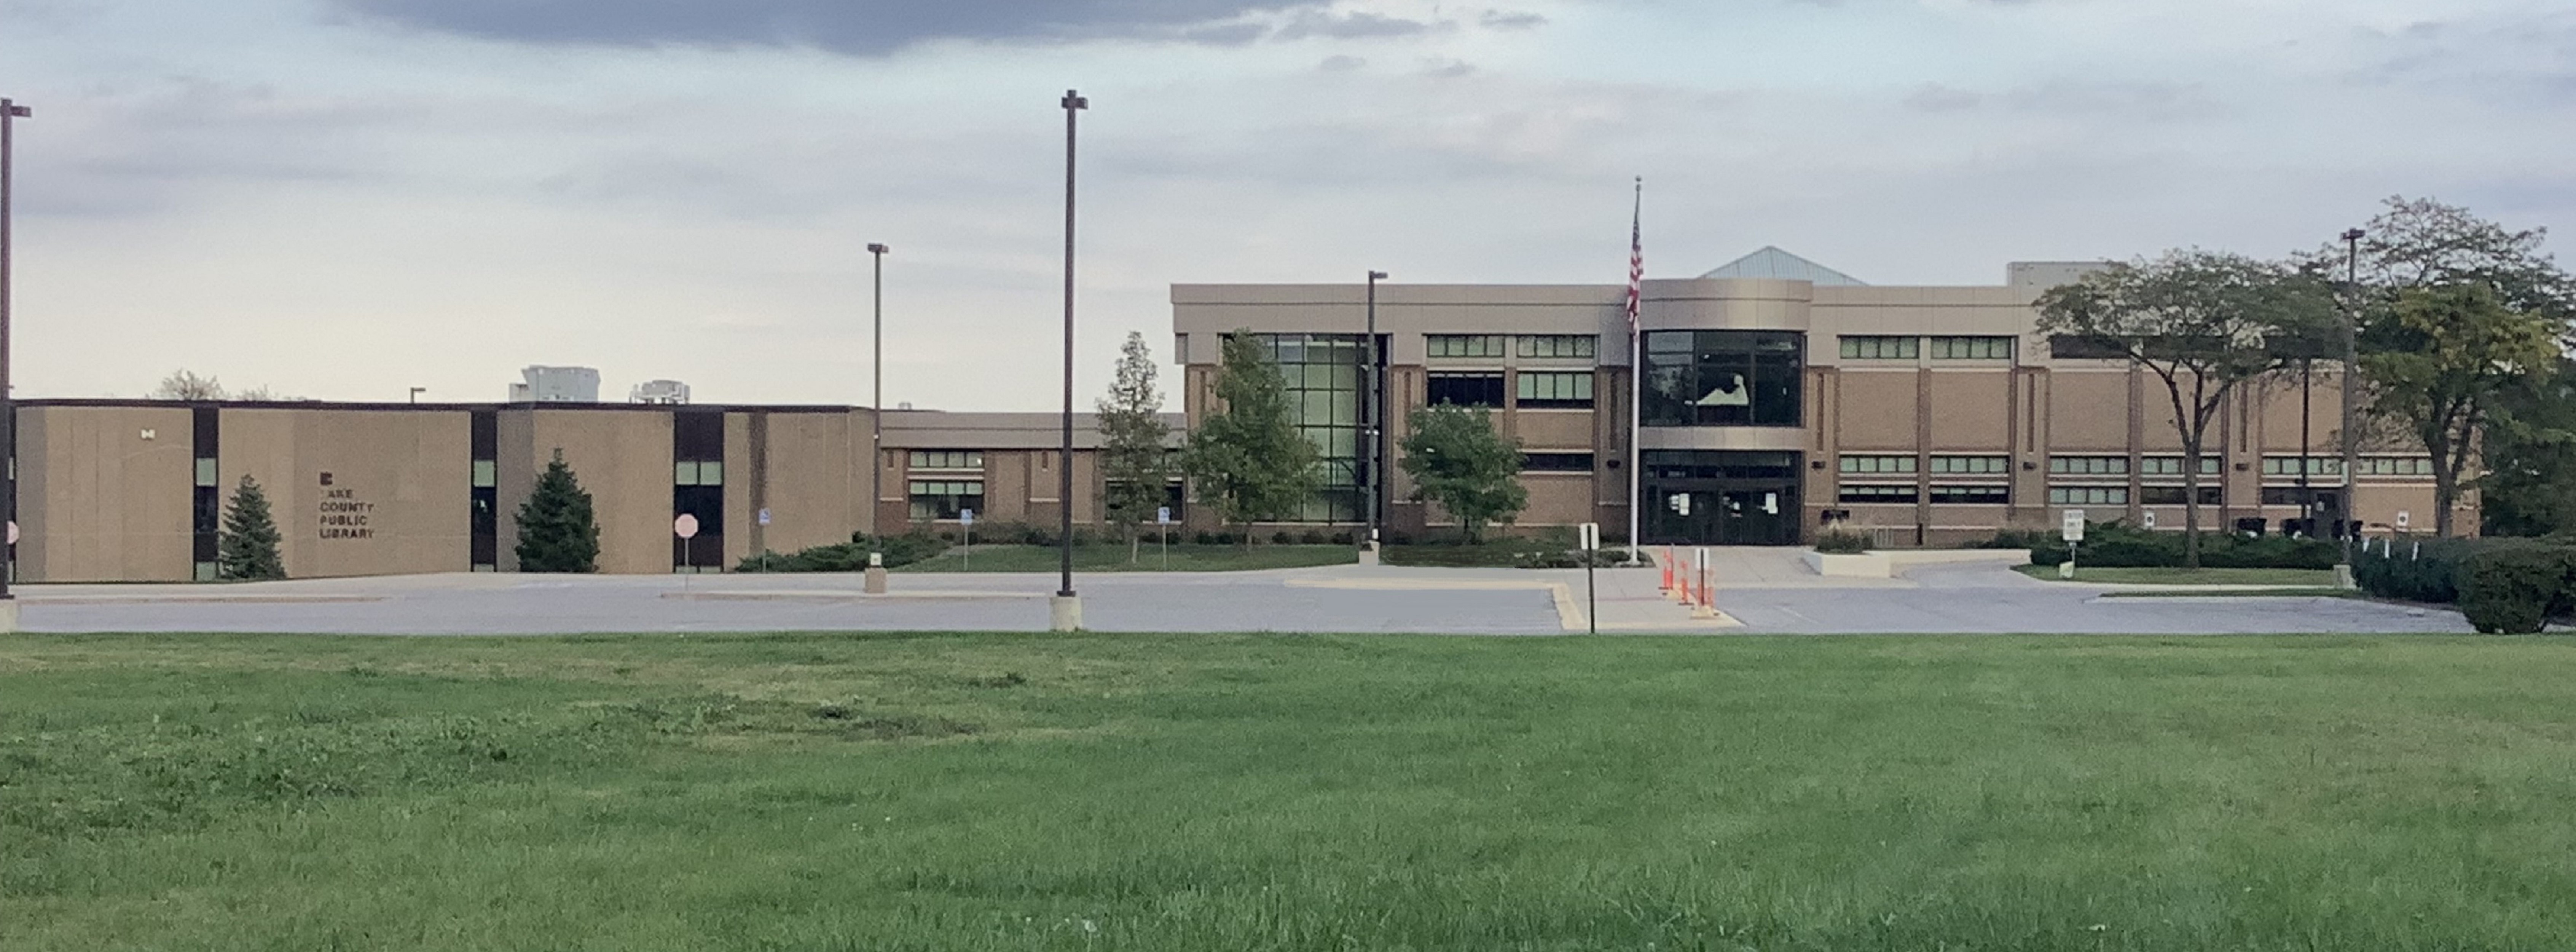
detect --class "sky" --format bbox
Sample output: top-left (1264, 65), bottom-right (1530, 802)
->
top-left (1, 0), bottom-right (2570, 408)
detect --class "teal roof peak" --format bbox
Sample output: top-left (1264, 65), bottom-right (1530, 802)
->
top-left (1699, 246), bottom-right (1868, 286)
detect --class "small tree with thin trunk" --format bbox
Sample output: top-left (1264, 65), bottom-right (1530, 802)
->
top-left (1182, 331), bottom-right (1320, 547)
top-left (1398, 404), bottom-right (1527, 544)
top-left (216, 475), bottom-right (286, 581)
top-left (514, 450), bottom-right (600, 573)
top-left (153, 370), bottom-right (226, 401)
top-left (2037, 250), bottom-right (2334, 568)
top-left (1097, 331), bottom-right (1173, 562)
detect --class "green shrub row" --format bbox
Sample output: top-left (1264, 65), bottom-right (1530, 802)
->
top-left (1999, 521), bottom-right (2342, 569)
top-left (736, 531), bottom-right (950, 573)
top-left (2354, 536), bottom-right (2576, 633)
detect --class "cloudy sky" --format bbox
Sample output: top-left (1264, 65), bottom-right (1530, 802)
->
top-left (2, 0), bottom-right (2570, 407)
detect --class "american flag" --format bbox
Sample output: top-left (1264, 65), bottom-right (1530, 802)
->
top-left (1624, 178), bottom-right (1643, 333)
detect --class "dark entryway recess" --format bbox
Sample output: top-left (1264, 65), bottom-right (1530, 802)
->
top-left (1639, 450), bottom-right (1802, 546)
top-left (672, 411), bottom-right (724, 571)
top-left (469, 411), bottom-right (497, 571)
top-left (191, 407), bottom-right (220, 580)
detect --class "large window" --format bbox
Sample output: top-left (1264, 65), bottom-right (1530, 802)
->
top-left (2049, 455), bottom-right (2129, 475)
top-left (2356, 457), bottom-right (2434, 476)
top-left (1930, 455), bottom-right (2008, 475)
top-left (1839, 454), bottom-right (1916, 474)
top-left (1517, 335), bottom-right (1597, 358)
top-left (2139, 456), bottom-right (2219, 476)
top-left (1255, 333), bottom-right (1365, 522)
top-left (2140, 486), bottom-right (2222, 505)
top-left (1839, 335), bottom-right (1918, 360)
top-left (1839, 484), bottom-right (1917, 503)
top-left (1522, 452), bottom-right (1596, 472)
top-left (2261, 456), bottom-right (2346, 477)
top-left (909, 480), bottom-right (985, 521)
top-left (1427, 334), bottom-right (1506, 359)
top-left (1930, 336), bottom-right (2014, 360)
top-left (1516, 371), bottom-right (1594, 409)
top-left (909, 450), bottom-right (984, 470)
top-left (2048, 486), bottom-right (2128, 506)
top-left (1428, 372), bottom-right (1506, 407)
top-left (1642, 330), bottom-right (1803, 427)
top-left (1930, 485), bottom-right (2011, 505)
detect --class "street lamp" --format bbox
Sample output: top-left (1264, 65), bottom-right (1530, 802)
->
top-left (1052, 90), bottom-right (1086, 633)
top-left (1363, 270), bottom-right (1387, 551)
top-left (408, 387), bottom-right (427, 404)
top-left (2339, 227), bottom-right (2365, 563)
top-left (867, 242), bottom-right (889, 539)
top-left (1, 97), bottom-right (29, 622)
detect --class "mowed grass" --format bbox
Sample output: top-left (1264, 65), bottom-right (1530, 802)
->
top-left (2013, 564), bottom-right (2342, 586)
top-left (6, 634), bottom-right (2576, 950)
top-left (896, 543), bottom-right (1355, 573)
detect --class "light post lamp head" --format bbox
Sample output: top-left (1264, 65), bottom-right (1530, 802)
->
top-left (2340, 228), bottom-right (2366, 243)
top-left (1368, 270), bottom-right (1388, 281)
top-left (3, 104), bottom-right (26, 118)
top-left (867, 243), bottom-right (889, 256)
top-left (1062, 90), bottom-right (1088, 110)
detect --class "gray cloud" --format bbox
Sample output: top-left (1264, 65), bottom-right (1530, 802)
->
top-left (325, 0), bottom-right (1503, 54)
top-left (1903, 83), bottom-right (1982, 112)
top-left (1319, 54), bottom-right (1368, 72)
top-left (1273, 10), bottom-right (1445, 41)
top-left (1479, 11), bottom-right (1547, 30)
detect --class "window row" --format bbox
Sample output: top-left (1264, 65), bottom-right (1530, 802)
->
top-left (2260, 456), bottom-right (2434, 477)
top-left (1428, 371), bottom-right (1597, 409)
top-left (1427, 334), bottom-right (1601, 359)
top-left (1840, 454), bottom-right (2010, 474)
top-left (674, 460), bottom-right (724, 487)
top-left (909, 450), bottom-right (984, 470)
top-left (1836, 484), bottom-right (2012, 504)
top-left (1522, 452), bottom-right (1595, 472)
top-left (1837, 335), bottom-right (2016, 361)
top-left (909, 479), bottom-right (984, 521)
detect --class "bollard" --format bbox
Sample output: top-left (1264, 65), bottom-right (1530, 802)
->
top-left (863, 551), bottom-right (888, 595)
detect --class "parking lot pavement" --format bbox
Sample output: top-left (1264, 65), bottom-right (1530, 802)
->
top-left (11, 559), bottom-right (2472, 636)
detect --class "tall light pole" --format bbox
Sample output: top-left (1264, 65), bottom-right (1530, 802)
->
top-left (867, 242), bottom-right (889, 539)
top-left (1, 97), bottom-right (29, 618)
top-left (1363, 270), bottom-right (1386, 551)
top-left (408, 386), bottom-right (426, 404)
top-left (2340, 227), bottom-right (2365, 563)
top-left (1052, 90), bottom-right (1086, 632)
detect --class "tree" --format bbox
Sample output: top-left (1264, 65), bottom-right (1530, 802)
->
top-left (2311, 196), bottom-right (2576, 327)
top-left (1397, 404), bottom-right (1527, 543)
top-left (514, 450), bottom-right (600, 572)
top-left (153, 370), bottom-right (226, 401)
top-left (2479, 358), bottom-right (2576, 537)
top-left (2037, 250), bottom-right (2335, 567)
top-left (1181, 331), bottom-right (1320, 545)
top-left (2313, 197), bottom-right (2576, 539)
top-left (1097, 331), bottom-right (1173, 562)
top-left (2361, 282), bottom-right (2560, 537)
top-left (216, 475), bottom-right (286, 581)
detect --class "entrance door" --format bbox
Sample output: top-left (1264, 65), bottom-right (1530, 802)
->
top-left (1718, 488), bottom-right (1793, 546)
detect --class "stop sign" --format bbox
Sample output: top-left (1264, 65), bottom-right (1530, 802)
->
top-left (673, 514), bottom-right (700, 540)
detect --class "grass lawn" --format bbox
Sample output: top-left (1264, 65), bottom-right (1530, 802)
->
top-left (895, 543), bottom-right (1355, 573)
top-left (2014, 564), bottom-right (2342, 586)
top-left (8, 633), bottom-right (2576, 950)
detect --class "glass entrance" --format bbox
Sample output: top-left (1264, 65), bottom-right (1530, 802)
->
top-left (1640, 450), bottom-right (1802, 546)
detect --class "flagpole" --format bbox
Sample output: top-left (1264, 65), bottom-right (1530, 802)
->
top-left (1626, 176), bottom-right (1643, 561)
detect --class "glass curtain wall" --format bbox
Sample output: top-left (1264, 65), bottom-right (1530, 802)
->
top-left (1642, 330), bottom-right (1804, 426)
top-left (1256, 334), bottom-right (1365, 523)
